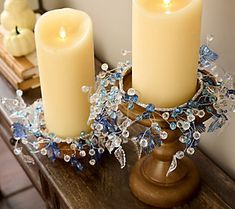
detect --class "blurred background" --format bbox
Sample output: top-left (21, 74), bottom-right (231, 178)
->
top-left (0, 0), bottom-right (234, 185)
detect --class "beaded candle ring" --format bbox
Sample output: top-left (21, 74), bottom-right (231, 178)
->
top-left (0, 41), bottom-right (234, 175)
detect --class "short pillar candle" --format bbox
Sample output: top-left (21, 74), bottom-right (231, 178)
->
top-left (35, 8), bottom-right (95, 138)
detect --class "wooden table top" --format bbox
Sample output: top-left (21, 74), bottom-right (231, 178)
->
top-left (0, 73), bottom-right (235, 209)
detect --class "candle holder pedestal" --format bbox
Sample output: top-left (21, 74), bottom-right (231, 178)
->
top-left (119, 72), bottom-right (211, 208)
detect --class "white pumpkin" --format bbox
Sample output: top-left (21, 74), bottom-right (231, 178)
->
top-left (1, 0), bottom-right (36, 31)
top-left (4, 27), bottom-right (36, 57)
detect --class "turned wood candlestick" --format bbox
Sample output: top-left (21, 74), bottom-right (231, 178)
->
top-left (119, 72), bottom-right (212, 208)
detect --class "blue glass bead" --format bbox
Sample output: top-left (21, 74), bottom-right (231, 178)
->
top-left (136, 115), bottom-right (143, 121)
top-left (128, 102), bottom-right (134, 110)
top-left (206, 106), bottom-right (213, 113)
top-left (171, 111), bottom-right (177, 118)
top-left (71, 157), bottom-right (83, 172)
top-left (146, 104), bottom-right (155, 113)
top-left (123, 94), bottom-right (130, 102)
top-left (228, 89), bottom-right (235, 95)
top-left (130, 95), bottom-right (138, 103)
top-left (170, 122), bottom-right (177, 130)
top-left (114, 73), bottom-right (122, 80)
top-left (143, 112), bottom-right (151, 119)
top-left (12, 123), bottom-right (27, 139)
top-left (209, 96), bottom-right (217, 103)
top-left (175, 108), bottom-right (183, 114)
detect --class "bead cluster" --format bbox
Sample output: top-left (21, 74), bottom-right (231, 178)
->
top-left (0, 43), bottom-right (234, 175)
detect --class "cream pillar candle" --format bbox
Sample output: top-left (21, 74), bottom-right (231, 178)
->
top-left (35, 8), bottom-right (95, 138)
top-left (132, 0), bottom-right (202, 108)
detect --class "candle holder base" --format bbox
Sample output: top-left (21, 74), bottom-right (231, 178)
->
top-left (129, 153), bottom-right (200, 208)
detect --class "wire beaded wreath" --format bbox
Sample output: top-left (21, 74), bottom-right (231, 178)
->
top-left (1, 43), bottom-right (234, 174)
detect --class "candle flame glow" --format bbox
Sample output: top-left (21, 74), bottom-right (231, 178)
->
top-left (163, 0), bottom-right (172, 6)
top-left (59, 27), bottom-right (67, 40)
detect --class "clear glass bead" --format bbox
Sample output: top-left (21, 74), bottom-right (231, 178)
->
top-left (33, 142), bottom-right (40, 149)
top-left (89, 149), bottom-right (96, 156)
top-left (64, 155), bottom-right (71, 162)
top-left (207, 34), bottom-right (214, 44)
top-left (70, 143), bottom-right (77, 150)
top-left (127, 88), bottom-right (136, 96)
top-left (16, 90), bottom-right (23, 97)
top-left (198, 110), bottom-right (205, 118)
top-left (66, 138), bottom-right (73, 144)
top-left (193, 131), bottom-right (201, 140)
top-left (40, 148), bottom-right (47, 156)
top-left (122, 130), bottom-right (130, 138)
top-left (96, 124), bottom-right (104, 131)
top-left (98, 147), bottom-right (105, 154)
top-left (152, 122), bottom-right (161, 132)
top-left (101, 63), bottom-right (109, 71)
top-left (139, 138), bottom-right (148, 147)
top-left (176, 151), bottom-right (184, 159)
top-left (162, 112), bottom-right (170, 120)
top-left (81, 86), bottom-right (90, 93)
top-left (14, 148), bottom-right (22, 155)
top-left (182, 122), bottom-right (190, 131)
top-left (79, 150), bottom-right (86, 157)
top-left (21, 139), bottom-right (28, 145)
top-left (89, 159), bottom-right (96, 166)
top-left (187, 148), bottom-right (195, 155)
top-left (179, 135), bottom-right (187, 143)
top-left (160, 131), bottom-right (168, 140)
top-left (187, 114), bottom-right (196, 122)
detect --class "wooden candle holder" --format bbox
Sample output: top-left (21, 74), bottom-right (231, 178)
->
top-left (119, 72), bottom-right (212, 208)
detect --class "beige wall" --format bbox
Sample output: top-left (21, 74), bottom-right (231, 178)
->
top-left (0, 0), bottom-right (235, 179)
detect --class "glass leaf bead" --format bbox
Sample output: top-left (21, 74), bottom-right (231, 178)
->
top-left (81, 86), bottom-right (90, 93)
top-left (101, 63), bottom-right (109, 71)
top-left (193, 131), bottom-right (201, 140)
top-left (79, 150), bottom-right (86, 157)
top-left (89, 159), bottom-right (96, 166)
top-left (162, 112), bottom-right (170, 120)
top-left (89, 149), bottom-right (96, 156)
top-left (187, 114), bottom-right (196, 122)
top-left (187, 148), bottom-right (195, 155)
top-left (139, 138), bottom-right (148, 148)
top-left (127, 88), bottom-right (136, 96)
top-left (64, 155), bottom-right (71, 162)
top-left (40, 148), bottom-right (47, 156)
top-left (160, 131), bottom-right (168, 140)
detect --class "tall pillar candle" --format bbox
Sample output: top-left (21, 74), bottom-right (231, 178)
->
top-left (35, 8), bottom-right (95, 138)
top-left (132, 0), bottom-right (202, 108)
